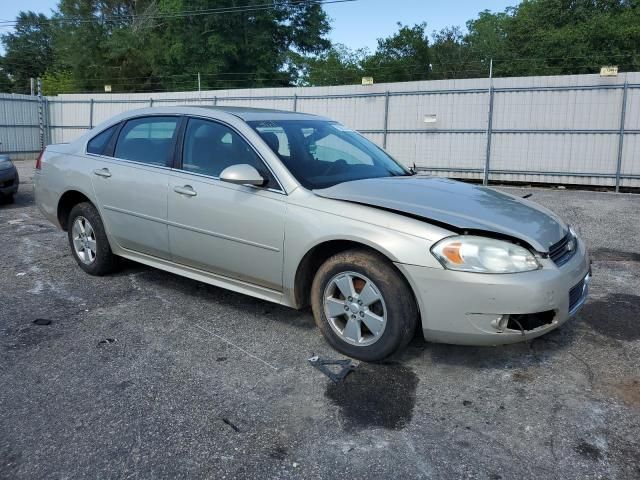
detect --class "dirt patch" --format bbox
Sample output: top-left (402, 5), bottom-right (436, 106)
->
top-left (580, 294), bottom-right (640, 341)
top-left (325, 362), bottom-right (418, 431)
top-left (3, 324), bottom-right (62, 350)
top-left (609, 378), bottom-right (640, 408)
top-left (512, 370), bottom-right (534, 383)
top-left (591, 248), bottom-right (640, 263)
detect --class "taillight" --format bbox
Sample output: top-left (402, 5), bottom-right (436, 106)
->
top-left (35, 150), bottom-right (44, 170)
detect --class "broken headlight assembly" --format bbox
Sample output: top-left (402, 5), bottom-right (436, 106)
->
top-left (431, 235), bottom-right (541, 274)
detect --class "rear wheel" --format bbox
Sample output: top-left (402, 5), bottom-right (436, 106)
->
top-left (67, 202), bottom-right (118, 275)
top-left (311, 249), bottom-right (418, 362)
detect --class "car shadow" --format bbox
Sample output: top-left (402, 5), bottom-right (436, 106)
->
top-left (110, 259), bottom-right (317, 331)
top-left (0, 185), bottom-right (33, 209)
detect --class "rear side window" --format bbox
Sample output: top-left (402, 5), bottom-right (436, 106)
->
top-left (114, 116), bottom-right (179, 166)
top-left (87, 125), bottom-right (117, 155)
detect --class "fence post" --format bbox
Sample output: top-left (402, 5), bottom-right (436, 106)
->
top-left (149, 98), bottom-right (154, 108)
top-left (89, 98), bottom-right (94, 129)
top-left (483, 85), bottom-right (495, 186)
top-left (213, 96), bottom-right (217, 106)
top-left (45, 98), bottom-right (52, 146)
top-left (292, 93), bottom-right (297, 112)
top-left (615, 81), bottom-right (628, 193)
top-left (37, 78), bottom-right (44, 150)
top-left (382, 90), bottom-right (390, 149)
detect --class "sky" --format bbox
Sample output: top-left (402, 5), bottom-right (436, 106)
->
top-left (0, 0), bottom-right (517, 52)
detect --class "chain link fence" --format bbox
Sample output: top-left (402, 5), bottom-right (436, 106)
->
top-left (2, 72), bottom-right (639, 190)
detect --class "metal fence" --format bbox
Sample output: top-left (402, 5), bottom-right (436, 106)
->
top-left (2, 72), bottom-right (639, 189)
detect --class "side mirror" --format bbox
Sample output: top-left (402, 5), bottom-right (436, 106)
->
top-left (219, 164), bottom-right (265, 186)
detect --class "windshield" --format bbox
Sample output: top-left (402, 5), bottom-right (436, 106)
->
top-left (247, 119), bottom-right (410, 189)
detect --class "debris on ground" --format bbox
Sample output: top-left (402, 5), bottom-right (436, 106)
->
top-left (308, 355), bottom-right (356, 383)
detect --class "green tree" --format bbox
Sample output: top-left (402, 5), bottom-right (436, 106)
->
top-left (0, 56), bottom-right (14, 92)
top-left (465, 1), bottom-right (640, 76)
top-left (430, 26), bottom-right (484, 79)
top-left (41, 70), bottom-right (81, 95)
top-left (362, 23), bottom-right (432, 82)
top-left (1, 12), bottom-right (55, 94)
top-left (293, 44), bottom-right (368, 86)
top-left (51, 0), bottom-right (332, 92)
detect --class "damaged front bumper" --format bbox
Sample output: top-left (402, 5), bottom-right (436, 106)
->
top-left (395, 237), bottom-right (591, 346)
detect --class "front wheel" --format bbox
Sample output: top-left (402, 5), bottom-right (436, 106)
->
top-left (67, 202), bottom-right (118, 275)
top-left (311, 249), bottom-right (418, 362)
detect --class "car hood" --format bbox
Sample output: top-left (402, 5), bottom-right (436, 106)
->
top-left (313, 176), bottom-right (567, 252)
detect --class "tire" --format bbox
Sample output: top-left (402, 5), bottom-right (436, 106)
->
top-left (67, 202), bottom-right (118, 275)
top-left (311, 248), bottom-right (418, 362)
top-left (5, 194), bottom-right (14, 204)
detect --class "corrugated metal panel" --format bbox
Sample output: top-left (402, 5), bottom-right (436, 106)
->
top-left (625, 89), bottom-right (640, 130)
top-left (493, 89), bottom-right (623, 130)
top-left (388, 91), bottom-right (487, 130)
top-left (0, 93), bottom-right (40, 154)
top-left (387, 132), bottom-right (486, 170)
top-left (490, 133), bottom-right (619, 174)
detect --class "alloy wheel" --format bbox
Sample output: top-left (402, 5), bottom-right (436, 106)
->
top-left (72, 216), bottom-right (97, 264)
top-left (323, 271), bottom-right (387, 347)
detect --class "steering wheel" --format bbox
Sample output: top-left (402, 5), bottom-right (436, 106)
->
top-left (321, 159), bottom-right (348, 176)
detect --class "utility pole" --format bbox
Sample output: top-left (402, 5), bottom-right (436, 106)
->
top-left (30, 78), bottom-right (35, 96)
top-left (198, 72), bottom-right (201, 98)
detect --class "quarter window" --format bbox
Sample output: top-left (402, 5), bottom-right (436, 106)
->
top-left (87, 125), bottom-right (118, 155)
top-left (114, 116), bottom-right (179, 166)
top-left (182, 118), bottom-right (273, 186)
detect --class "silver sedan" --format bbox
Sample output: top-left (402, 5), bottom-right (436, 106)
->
top-left (34, 106), bottom-right (590, 361)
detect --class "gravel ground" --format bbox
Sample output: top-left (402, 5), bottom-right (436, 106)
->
top-left (1, 160), bottom-right (639, 479)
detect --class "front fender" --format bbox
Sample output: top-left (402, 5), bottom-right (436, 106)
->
top-left (281, 199), bottom-right (447, 307)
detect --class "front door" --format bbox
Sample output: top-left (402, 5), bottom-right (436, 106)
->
top-left (167, 117), bottom-right (286, 290)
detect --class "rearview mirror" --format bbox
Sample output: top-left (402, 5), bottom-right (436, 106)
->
top-left (219, 164), bottom-right (265, 186)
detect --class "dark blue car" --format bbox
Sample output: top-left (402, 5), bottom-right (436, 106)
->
top-left (0, 147), bottom-right (19, 204)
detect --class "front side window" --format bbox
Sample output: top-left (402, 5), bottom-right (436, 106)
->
top-left (182, 118), bottom-right (274, 186)
top-left (249, 120), bottom-right (409, 190)
top-left (87, 124), bottom-right (118, 155)
top-left (114, 116), bottom-right (179, 166)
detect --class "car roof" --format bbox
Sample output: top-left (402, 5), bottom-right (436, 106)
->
top-left (183, 105), bottom-right (327, 122)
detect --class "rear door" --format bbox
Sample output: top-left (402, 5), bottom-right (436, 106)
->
top-left (167, 117), bottom-right (286, 290)
top-left (89, 115), bottom-right (180, 259)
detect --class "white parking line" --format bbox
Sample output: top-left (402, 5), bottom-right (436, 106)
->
top-left (193, 323), bottom-right (279, 371)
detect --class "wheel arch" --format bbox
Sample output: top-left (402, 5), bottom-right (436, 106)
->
top-left (292, 238), bottom-right (416, 310)
top-left (57, 189), bottom-right (95, 231)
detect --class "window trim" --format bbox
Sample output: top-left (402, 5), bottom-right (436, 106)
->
top-left (86, 124), bottom-right (119, 156)
top-left (85, 114), bottom-right (182, 168)
top-left (108, 115), bottom-right (183, 168)
top-left (177, 115), bottom-right (286, 195)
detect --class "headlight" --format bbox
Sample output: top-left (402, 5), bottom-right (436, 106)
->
top-left (431, 235), bottom-right (541, 273)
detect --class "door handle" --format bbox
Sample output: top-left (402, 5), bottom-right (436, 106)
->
top-left (173, 185), bottom-right (197, 197)
top-left (93, 168), bottom-right (111, 178)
